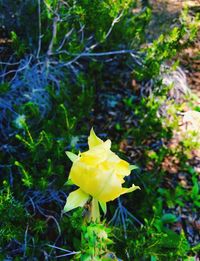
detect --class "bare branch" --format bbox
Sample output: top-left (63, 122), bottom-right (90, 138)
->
top-left (72, 49), bottom-right (140, 57)
top-left (89, 10), bottom-right (124, 50)
top-left (56, 28), bottom-right (74, 52)
top-left (104, 11), bottom-right (124, 41)
top-left (0, 55), bottom-right (33, 80)
top-left (36, 0), bottom-right (42, 58)
top-left (47, 16), bottom-right (59, 57)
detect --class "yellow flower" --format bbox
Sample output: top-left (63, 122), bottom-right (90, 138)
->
top-left (63, 128), bottom-right (139, 217)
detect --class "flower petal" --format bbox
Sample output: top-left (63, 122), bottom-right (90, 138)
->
top-left (88, 128), bottom-right (103, 149)
top-left (94, 170), bottom-right (124, 202)
top-left (116, 160), bottom-right (131, 177)
top-left (63, 188), bottom-right (90, 213)
top-left (120, 184), bottom-right (140, 196)
top-left (80, 140), bottom-right (111, 165)
top-left (107, 151), bottom-right (131, 177)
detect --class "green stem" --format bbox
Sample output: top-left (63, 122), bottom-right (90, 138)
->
top-left (91, 197), bottom-right (100, 222)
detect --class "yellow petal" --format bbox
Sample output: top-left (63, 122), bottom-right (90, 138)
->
top-left (63, 188), bottom-right (90, 213)
top-left (81, 140), bottom-right (111, 165)
top-left (120, 184), bottom-right (140, 196)
top-left (94, 170), bottom-right (124, 202)
top-left (97, 183), bottom-right (140, 203)
top-left (70, 162), bottom-right (107, 197)
top-left (107, 151), bottom-right (130, 177)
top-left (116, 160), bottom-right (131, 177)
top-left (88, 128), bottom-right (103, 149)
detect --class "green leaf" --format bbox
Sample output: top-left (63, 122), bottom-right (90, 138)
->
top-left (63, 189), bottom-right (89, 213)
top-left (191, 243), bottom-right (200, 252)
top-left (129, 165), bottom-right (138, 171)
top-left (66, 151), bottom-right (78, 162)
top-left (191, 177), bottom-right (199, 198)
top-left (64, 179), bottom-right (74, 186)
top-left (99, 201), bottom-right (107, 215)
top-left (161, 213), bottom-right (177, 224)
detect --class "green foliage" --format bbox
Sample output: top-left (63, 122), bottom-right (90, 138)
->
top-left (0, 181), bottom-right (28, 245)
top-left (114, 63), bottom-right (199, 259)
top-left (74, 222), bottom-right (114, 261)
top-left (122, 84), bottom-right (175, 148)
top-left (0, 82), bottom-right (10, 94)
top-left (6, 0), bottom-right (138, 55)
top-left (158, 164), bottom-right (200, 210)
top-left (7, 75), bottom-right (95, 192)
top-left (0, 0), bottom-right (199, 259)
top-left (134, 8), bottom-right (199, 80)
top-left (115, 201), bottom-right (190, 260)
top-left (130, 224), bottom-right (190, 260)
top-left (10, 31), bottom-right (26, 57)
top-left (63, 211), bottom-right (116, 260)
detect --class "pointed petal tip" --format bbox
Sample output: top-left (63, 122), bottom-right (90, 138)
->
top-left (120, 184), bottom-right (140, 197)
top-left (88, 127), bottom-right (103, 148)
top-left (90, 127), bottom-right (94, 134)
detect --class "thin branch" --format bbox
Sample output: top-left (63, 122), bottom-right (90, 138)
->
top-left (55, 252), bottom-right (80, 258)
top-left (56, 28), bottom-right (74, 52)
top-left (47, 16), bottom-right (58, 57)
top-left (53, 49), bottom-right (139, 57)
top-left (73, 49), bottom-right (140, 57)
top-left (46, 215), bottom-right (61, 236)
top-left (36, 0), bottom-right (42, 58)
top-left (47, 245), bottom-right (75, 253)
top-left (23, 224), bottom-right (29, 258)
top-left (104, 11), bottom-right (124, 41)
top-left (0, 55), bottom-right (33, 79)
top-left (89, 10), bottom-right (124, 50)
